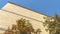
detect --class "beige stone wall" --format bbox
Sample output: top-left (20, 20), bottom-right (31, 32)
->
top-left (0, 2), bottom-right (49, 34)
top-left (2, 3), bottom-right (47, 22)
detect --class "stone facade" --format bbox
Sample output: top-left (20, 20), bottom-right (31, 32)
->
top-left (0, 2), bottom-right (51, 34)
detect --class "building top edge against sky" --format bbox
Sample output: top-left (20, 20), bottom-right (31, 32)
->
top-left (1, 1), bottom-right (53, 18)
top-left (0, 1), bottom-right (53, 34)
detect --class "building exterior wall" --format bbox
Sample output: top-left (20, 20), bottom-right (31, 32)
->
top-left (0, 2), bottom-right (50, 34)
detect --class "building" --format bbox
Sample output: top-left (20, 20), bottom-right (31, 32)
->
top-left (0, 2), bottom-right (52, 34)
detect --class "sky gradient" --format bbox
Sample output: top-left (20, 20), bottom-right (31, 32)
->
top-left (0, 0), bottom-right (60, 17)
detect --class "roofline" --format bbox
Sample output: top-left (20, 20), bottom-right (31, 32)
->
top-left (7, 1), bottom-right (53, 18)
top-left (0, 9), bottom-right (44, 23)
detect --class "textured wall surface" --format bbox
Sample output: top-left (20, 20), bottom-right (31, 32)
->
top-left (0, 2), bottom-right (49, 34)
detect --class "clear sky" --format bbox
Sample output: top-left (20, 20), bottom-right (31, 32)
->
top-left (0, 0), bottom-right (60, 17)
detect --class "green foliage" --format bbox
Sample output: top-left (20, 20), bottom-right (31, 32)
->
top-left (43, 14), bottom-right (60, 34)
top-left (4, 18), bottom-right (42, 34)
top-left (14, 18), bottom-right (34, 34)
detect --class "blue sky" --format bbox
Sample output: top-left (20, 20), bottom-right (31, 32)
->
top-left (0, 0), bottom-right (60, 17)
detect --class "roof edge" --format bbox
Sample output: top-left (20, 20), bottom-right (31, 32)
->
top-left (7, 1), bottom-right (53, 18)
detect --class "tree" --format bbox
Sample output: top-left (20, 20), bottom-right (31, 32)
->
top-left (4, 18), bottom-right (41, 34)
top-left (43, 14), bottom-right (60, 34)
top-left (35, 28), bottom-right (41, 34)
